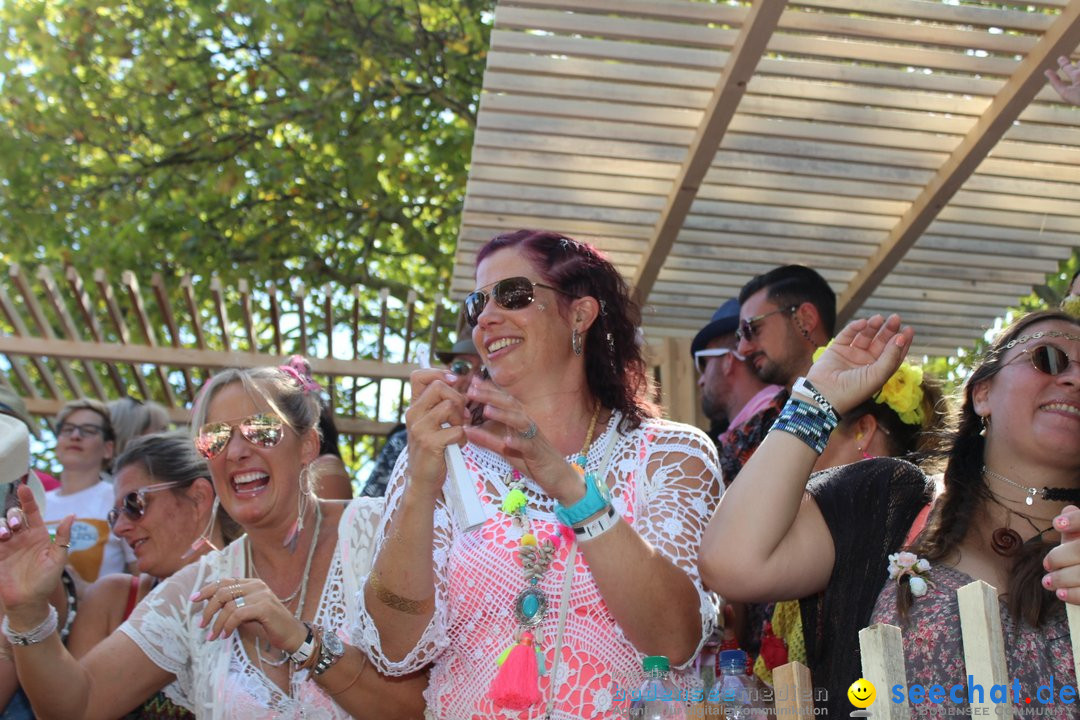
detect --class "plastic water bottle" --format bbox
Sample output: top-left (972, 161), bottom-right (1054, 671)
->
top-left (628, 655), bottom-right (688, 720)
top-left (712, 650), bottom-right (770, 719)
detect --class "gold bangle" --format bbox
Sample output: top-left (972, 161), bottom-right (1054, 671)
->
top-left (367, 570), bottom-right (435, 616)
top-left (297, 626), bottom-right (323, 673)
top-left (327, 654), bottom-right (369, 697)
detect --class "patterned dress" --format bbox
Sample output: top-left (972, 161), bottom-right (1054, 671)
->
top-left (871, 565), bottom-right (1076, 719)
top-left (357, 413), bottom-right (722, 720)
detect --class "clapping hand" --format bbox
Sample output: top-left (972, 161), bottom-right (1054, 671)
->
top-left (805, 314), bottom-right (914, 417)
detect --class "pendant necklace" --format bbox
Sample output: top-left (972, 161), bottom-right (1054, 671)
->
top-left (247, 501), bottom-right (323, 667)
top-left (486, 405), bottom-right (601, 710)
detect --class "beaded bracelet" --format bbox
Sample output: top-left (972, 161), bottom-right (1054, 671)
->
top-left (771, 396), bottom-right (838, 455)
top-left (2, 605), bottom-right (58, 646)
top-left (791, 377), bottom-right (841, 423)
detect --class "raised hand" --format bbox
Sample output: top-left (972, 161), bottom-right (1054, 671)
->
top-left (1046, 55), bottom-right (1080, 106)
top-left (404, 368), bottom-right (470, 495)
top-left (0, 484), bottom-right (73, 617)
top-left (805, 314), bottom-right (914, 416)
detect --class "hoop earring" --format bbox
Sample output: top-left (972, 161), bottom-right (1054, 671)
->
top-left (284, 464), bottom-right (313, 553)
top-left (572, 328), bottom-right (583, 356)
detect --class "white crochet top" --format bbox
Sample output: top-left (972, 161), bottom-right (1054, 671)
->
top-left (356, 414), bottom-right (721, 720)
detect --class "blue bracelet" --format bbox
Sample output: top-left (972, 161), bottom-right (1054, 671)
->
top-left (555, 470), bottom-right (612, 527)
top-left (771, 397), bottom-right (838, 455)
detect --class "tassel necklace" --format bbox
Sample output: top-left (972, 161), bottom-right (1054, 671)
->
top-left (486, 405), bottom-right (601, 711)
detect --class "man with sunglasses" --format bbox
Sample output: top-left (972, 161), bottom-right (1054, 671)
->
top-left (435, 336), bottom-right (483, 393)
top-left (691, 299), bottom-right (780, 443)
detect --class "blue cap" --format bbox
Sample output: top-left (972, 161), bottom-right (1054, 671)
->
top-left (691, 298), bottom-right (740, 357)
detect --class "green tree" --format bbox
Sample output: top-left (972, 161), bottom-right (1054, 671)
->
top-left (0, 0), bottom-right (492, 301)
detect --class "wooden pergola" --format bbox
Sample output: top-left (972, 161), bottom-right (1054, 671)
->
top-left (451, 0), bottom-right (1080, 417)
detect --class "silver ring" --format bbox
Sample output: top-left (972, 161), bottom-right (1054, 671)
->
top-left (519, 422), bottom-right (538, 440)
top-left (234, 595), bottom-right (246, 609)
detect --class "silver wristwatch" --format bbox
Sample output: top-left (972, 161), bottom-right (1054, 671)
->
top-left (313, 629), bottom-right (345, 675)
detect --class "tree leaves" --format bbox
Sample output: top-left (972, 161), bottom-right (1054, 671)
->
top-left (0, 0), bottom-right (492, 301)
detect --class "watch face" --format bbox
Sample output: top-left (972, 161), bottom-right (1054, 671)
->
top-left (594, 475), bottom-right (611, 501)
top-left (323, 631), bottom-right (345, 657)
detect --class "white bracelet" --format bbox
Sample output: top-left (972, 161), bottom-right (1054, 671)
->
top-left (573, 505), bottom-right (619, 542)
top-left (792, 377), bottom-right (841, 422)
top-left (2, 605), bottom-right (58, 646)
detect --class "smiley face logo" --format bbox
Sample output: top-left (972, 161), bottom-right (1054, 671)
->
top-left (847, 678), bottom-right (876, 708)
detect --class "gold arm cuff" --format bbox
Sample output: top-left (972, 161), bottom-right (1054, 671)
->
top-left (367, 570), bottom-right (435, 616)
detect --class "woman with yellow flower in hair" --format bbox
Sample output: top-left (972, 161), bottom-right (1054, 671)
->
top-left (743, 348), bottom-right (946, 692)
top-left (703, 311), bottom-right (1080, 720)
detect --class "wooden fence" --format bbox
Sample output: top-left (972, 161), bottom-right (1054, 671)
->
top-left (0, 262), bottom-right (455, 449)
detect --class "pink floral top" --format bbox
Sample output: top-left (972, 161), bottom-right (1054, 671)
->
top-left (356, 414), bottom-right (721, 720)
top-left (871, 564), bottom-right (1076, 719)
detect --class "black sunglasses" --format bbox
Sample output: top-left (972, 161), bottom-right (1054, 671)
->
top-left (107, 480), bottom-right (189, 529)
top-left (464, 276), bottom-right (576, 328)
top-left (1010, 344), bottom-right (1080, 376)
top-left (735, 305), bottom-right (798, 343)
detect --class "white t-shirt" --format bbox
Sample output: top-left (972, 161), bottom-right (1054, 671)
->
top-left (44, 479), bottom-right (135, 582)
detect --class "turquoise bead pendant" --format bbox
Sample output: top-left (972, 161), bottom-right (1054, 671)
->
top-left (513, 586), bottom-right (549, 627)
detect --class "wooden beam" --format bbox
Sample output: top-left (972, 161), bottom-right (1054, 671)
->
top-left (0, 336), bottom-right (419, 381)
top-left (837, 1), bottom-right (1080, 323)
top-left (631, 0), bottom-right (788, 305)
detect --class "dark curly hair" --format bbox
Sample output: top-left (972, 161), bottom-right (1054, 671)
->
top-left (902, 309), bottom-right (1080, 626)
top-left (474, 229), bottom-right (657, 430)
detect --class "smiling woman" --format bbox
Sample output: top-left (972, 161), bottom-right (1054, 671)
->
top-left (701, 310), bottom-right (1080, 719)
top-left (359, 230), bottom-right (722, 719)
top-left (0, 362), bottom-right (426, 720)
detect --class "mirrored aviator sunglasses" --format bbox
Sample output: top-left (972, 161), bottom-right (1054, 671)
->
top-left (1023, 344), bottom-right (1078, 376)
top-left (195, 413), bottom-right (285, 459)
top-left (107, 480), bottom-right (188, 529)
top-left (463, 276), bottom-right (567, 327)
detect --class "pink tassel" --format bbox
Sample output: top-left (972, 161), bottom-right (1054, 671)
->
top-left (487, 631), bottom-right (542, 709)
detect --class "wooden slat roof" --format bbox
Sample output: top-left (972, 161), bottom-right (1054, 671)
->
top-left (453, 0), bottom-right (1080, 357)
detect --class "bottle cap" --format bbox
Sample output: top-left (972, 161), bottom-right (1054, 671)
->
top-left (642, 655), bottom-right (670, 674)
top-left (718, 649), bottom-right (747, 669)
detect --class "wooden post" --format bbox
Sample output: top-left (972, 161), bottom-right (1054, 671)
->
top-left (773, 661), bottom-right (814, 719)
top-left (859, 623), bottom-right (909, 720)
top-left (957, 580), bottom-right (1012, 719)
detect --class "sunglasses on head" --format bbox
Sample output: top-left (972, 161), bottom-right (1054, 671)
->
top-left (195, 413), bottom-right (285, 459)
top-left (693, 348), bottom-right (744, 374)
top-left (107, 480), bottom-right (189, 529)
top-left (735, 305), bottom-right (799, 343)
top-left (1010, 344), bottom-right (1080, 376)
top-left (463, 276), bottom-right (576, 328)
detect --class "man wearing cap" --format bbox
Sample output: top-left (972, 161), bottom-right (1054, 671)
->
top-left (360, 336), bottom-right (482, 498)
top-left (691, 299), bottom-right (780, 446)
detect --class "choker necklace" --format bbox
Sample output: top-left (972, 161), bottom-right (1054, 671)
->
top-left (982, 466), bottom-right (1080, 506)
top-left (247, 501), bottom-right (323, 667)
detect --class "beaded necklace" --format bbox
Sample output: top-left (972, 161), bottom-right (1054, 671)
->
top-left (488, 405), bottom-right (601, 711)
